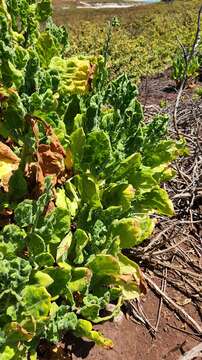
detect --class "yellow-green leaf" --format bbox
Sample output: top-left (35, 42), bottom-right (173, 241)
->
top-left (22, 286), bottom-right (51, 320)
top-left (111, 216), bottom-right (156, 248)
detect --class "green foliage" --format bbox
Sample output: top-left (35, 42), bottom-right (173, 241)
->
top-left (172, 52), bottom-right (200, 87)
top-left (59, 0), bottom-right (202, 81)
top-left (0, 0), bottom-right (187, 358)
top-left (195, 86), bottom-right (202, 97)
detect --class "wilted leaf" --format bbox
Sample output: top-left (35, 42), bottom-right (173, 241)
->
top-left (75, 319), bottom-right (113, 348)
top-left (117, 253), bottom-right (146, 300)
top-left (0, 141), bottom-right (20, 191)
top-left (26, 121), bottom-right (72, 194)
top-left (49, 56), bottom-right (96, 95)
top-left (111, 216), bottom-right (156, 248)
top-left (87, 254), bottom-right (120, 277)
top-left (37, 143), bottom-right (65, 179)
top-left (5, 321), bottom-right (34, 342)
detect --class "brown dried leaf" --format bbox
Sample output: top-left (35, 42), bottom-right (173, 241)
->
top-left (0, 141), bottom-right (20, 163)
top-left (46, 125), bottom-right (66, 157)
top-left (0, 141), bottom-right (20, 191)
top-left (87, 63), bottom-right (96, 90)
top-left (0, 208), bottom-right (13, 226)
top-left (37, 144), bottom-right (65, 178)
top-left (25, 121), bottom-right (72, 195)
top-left (0, 87), bottom-right (16, 103)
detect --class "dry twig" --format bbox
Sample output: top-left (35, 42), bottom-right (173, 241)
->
top-left (173, 6), bottom-right (202, 134)
top-left (144, 273), bottom-right (202, 335)
top-left (178, 342), bottom-right (202, 360)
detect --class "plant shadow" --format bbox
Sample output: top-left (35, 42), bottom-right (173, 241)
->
top-left (162, 85), bottom-right (177, 93)
top-left (64, 332), bottom-right (95, 359)
top-left (37, 334), bottom-right (95, 359)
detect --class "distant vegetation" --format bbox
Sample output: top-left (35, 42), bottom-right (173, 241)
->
top-left (53, 0), bottom-right (202, 80)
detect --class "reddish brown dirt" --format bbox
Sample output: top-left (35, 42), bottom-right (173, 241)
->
top-left (40, 285), bottom-right (200, 360)
top-left (70, 289), bottom-right (200, 360)
top-left (139, 70), bottom-right (177, 106)
top-left (139, 69), bottom-right (202, 107)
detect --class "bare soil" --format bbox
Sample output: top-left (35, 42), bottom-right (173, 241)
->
top-left (139, 69), bottom-right (200, 106)
top-left (39, 287), bottom-right (200, 360)
top-left (71, 289), bottom-right (200, 360)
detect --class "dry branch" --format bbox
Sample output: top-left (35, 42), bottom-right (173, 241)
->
top-left (144, 273), bottom-right (202, 335)
top-left (173, 5), bottom-right (202, 135)
top-left (178, 342), bottom-right (202, 360)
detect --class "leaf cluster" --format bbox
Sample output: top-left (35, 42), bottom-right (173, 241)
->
top-left (0, 1), bottom-right (188, 359)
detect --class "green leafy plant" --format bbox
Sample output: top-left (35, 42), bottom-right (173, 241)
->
top-left (195, 86), bottom-right (202, 96)
top-left (198, 45), bottom-right (202, 81)
top-left (0, 1), bottom-right (188, 359)
top-left (171, 51), bottom-right (200, 88)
